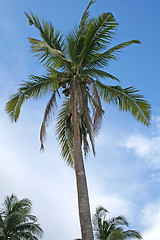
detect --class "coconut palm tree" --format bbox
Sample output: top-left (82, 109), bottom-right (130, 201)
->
top-left (92, 206), bottom-right (142, 240)
top-left (6, 1), bottom-right (150, 239)
top-left (0, 194), bottom-right (43, 240)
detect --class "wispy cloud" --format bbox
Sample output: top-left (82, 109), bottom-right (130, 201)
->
top-left (140, 200), bottom-right (160, 240)
top-left (122, 116), bottom-right (160, 170)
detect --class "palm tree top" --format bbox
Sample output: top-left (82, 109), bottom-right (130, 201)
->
top-left (0, 194), bottom-right (43, 240)
top-left (6, 0), bottom-right (151, 165)
top-left (93, 206), bottom-right (142, 240)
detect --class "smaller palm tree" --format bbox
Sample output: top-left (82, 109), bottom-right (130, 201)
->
top-left (0, 194), bottom-right (43, 240)
top-left (92, 206), bottom-right (142, 240)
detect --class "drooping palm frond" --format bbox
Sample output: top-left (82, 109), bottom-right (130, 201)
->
top-left (40, 92), bottom-right (57, 150)
top-left (96, 81), bottom-right (151, 126)
top-left (6, 75), bottom-right (59, 122)
top-left (56, 99), bottom-right (74, 167)
top-left (77, 84), bottom-right (95, 156)
top-left (106, 228), bottom-right (125, 240)
top-left (123, 230), bottom-right (142, 239)
top-left (88, 78), bottom-right (104, 133)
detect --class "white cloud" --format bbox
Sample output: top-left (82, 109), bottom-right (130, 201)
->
top-left (122, 116), bottom-right (160, 170)
top-left (140, 200), bottom-right (160, 240)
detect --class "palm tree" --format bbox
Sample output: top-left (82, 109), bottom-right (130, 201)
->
top-left (0, 194), bottom-right (43, 240)
top-left (6, 1), bottom-right (151, 239)
top-left (92, 206), bottom-right (142, 240)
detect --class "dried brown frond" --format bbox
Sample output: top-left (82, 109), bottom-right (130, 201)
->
top-left (40, 92), bottom-right (57, 150)
top-left (89, 78), bottom-right (103, 134)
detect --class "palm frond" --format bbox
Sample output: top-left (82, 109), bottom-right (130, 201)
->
top-left (29, 38), bottom-right (72, 71)
top-left (88, 79), bottom-right (103, 133)
top-left (92, 207), bottom-right (142, 240)
top-left (16, 223), bottom-right (43, 237)
top-left (75, 83), bottom-right (96, 156)
top-left (107, 215), bottom-right (129, 236)
top-left (6, 75), bottom-right (58, 122)
top-left (83, 69), bottom-right (120, 82)
top-left (25, 12), bottom-right (64, 51)
top-left (40, 92), bottom-right (57, 150)
top-left (106, 228), bottom-right (125, 240)
top-left (124, 230), bottom-right (142, 239)
top-left (78, 12), bottom-right (118, 68)
top-left (12, 198), bottom-right (32, 214)
top-left (56, 99), bottom-right (74, 167)
top-left (96, 81), bottom-right (151, 126)
top-left (88, 40), bottom-right (141, 68)
top-left (66, 0), bottom-right (94, 64)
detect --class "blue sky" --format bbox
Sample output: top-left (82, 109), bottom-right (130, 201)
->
top-left (0, 0), bottom-right (160, 240)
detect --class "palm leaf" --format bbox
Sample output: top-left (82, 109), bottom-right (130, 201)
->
top-left (56, 99), bottom-right (74, 167)
top-left (106, 228), bottom-right (125, 240)
top-left (78, 12), bottom-right (118, 68)
top-left (25, 12), bottom-right (64, 51)
top-left (124, 230), bottom-right (142, 239)
top-left (40, 92), bottom-right (57, 150)
top-left (66, 0), bottom-right (94, 64)
top-left (29, 38), bottom-right (72, 71)
top-left (83, 69), bottom-right (120, 82)
top-left (88, 40), bottom-right (141, 68)
top-left (96, 81), bottom-right (151, 126)
top-left (6, 75), bottom-right (58, 122)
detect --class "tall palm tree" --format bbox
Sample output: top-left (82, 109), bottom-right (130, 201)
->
top-left (6, 1), bottom-right (151, 239)
top-left (0, 194), bottom-right (43, 240)
top-left (92, 206), bottom-right (142, 240)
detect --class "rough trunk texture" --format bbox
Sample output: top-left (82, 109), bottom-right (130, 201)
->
top-left (72, 77), bottom-right (94, 240)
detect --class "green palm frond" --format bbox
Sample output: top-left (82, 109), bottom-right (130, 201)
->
top-left (88, 40), bottom-right (141, 68)
top-left (66, 0), bottom-right (94, 63)
top-left (108, 215), bottom-right (129, 228)
top-left (16, 223), bottom-right (43, 237)
top-left (6, 75), bottom-right (58, 122)
top-left (12, 198), bottom-right (32, 213)
top-left (29, 38), bottom-right (72, 71)
top-left (56, 99), bottom-right (74, 167)
top-left (83, 69), bottom-right (120, 82)
top-left (25, 12), bottom-right (64, 51)
top-left (106, 228), bottom-right (125, 240)
top-left (96, 81), bottom-right (151, 126)
top-left (78, 12), bottom-right (118, 68)
top-left (124, 230), bottom-right (142, 239)
top-left (40, 92), bottom-right (57, 150)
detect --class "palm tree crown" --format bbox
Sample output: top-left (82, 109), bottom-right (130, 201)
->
top-left (6, 0), bottom-right (150, 166)
top-left (0, 194), bottom-right (43, 240)
top-left (92, 206), bottom-right (142, 240)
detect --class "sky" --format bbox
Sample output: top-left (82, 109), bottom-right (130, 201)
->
top-left (0, 0), bottom-right (160, 239)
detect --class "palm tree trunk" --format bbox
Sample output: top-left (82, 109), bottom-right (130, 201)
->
top-left (72, 77), bottom-right (94, 240)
